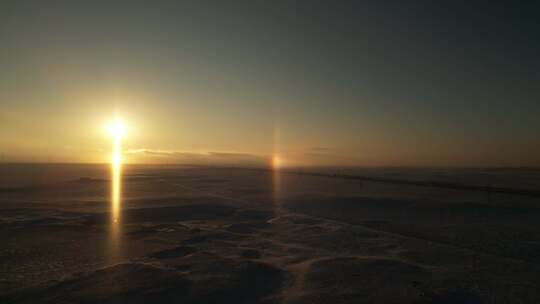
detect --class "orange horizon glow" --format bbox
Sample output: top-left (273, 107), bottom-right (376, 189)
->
top-left (272, 154), bottom-right (281, 170)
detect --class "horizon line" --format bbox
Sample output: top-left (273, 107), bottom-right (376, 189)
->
top-left (1, 161), bottom-right (540, 170)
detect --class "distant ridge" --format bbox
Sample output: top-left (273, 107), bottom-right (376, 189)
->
top-left (286, 171), bottom-right (540, 197)
top-left (215, 166), bottom-right (540, 198)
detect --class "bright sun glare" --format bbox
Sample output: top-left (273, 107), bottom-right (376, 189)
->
top-left (108, 120), bottom-right (125, 165)
top-left (108, 121), bottom-right (125, 140)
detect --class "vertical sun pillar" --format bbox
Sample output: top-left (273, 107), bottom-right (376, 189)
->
top-left (271, 126), bottom-right (282, 218)
top-left (109, 121), bottom-right (125, 261)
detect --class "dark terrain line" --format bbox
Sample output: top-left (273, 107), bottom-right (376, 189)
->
top-left (292, 171), bottom-right (540, 197)
top-left (203, 166), bottom-right (540, 198)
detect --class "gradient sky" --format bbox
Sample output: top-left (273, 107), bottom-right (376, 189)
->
top-left (1, 1), bottom-right (539, 167)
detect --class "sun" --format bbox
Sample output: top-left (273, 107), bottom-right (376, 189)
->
top-left (272, 154), bottom-right (281, 169)
top-left (107, 120), bottom-right (126, 165)
top-left (108, 121), bottom-right (125, 140)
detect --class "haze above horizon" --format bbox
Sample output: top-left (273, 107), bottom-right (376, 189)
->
top-left (1, 1), bottom-right (539, 167)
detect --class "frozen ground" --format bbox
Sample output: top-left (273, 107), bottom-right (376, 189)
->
top-left (1, 164), bottom-right (540, 303)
